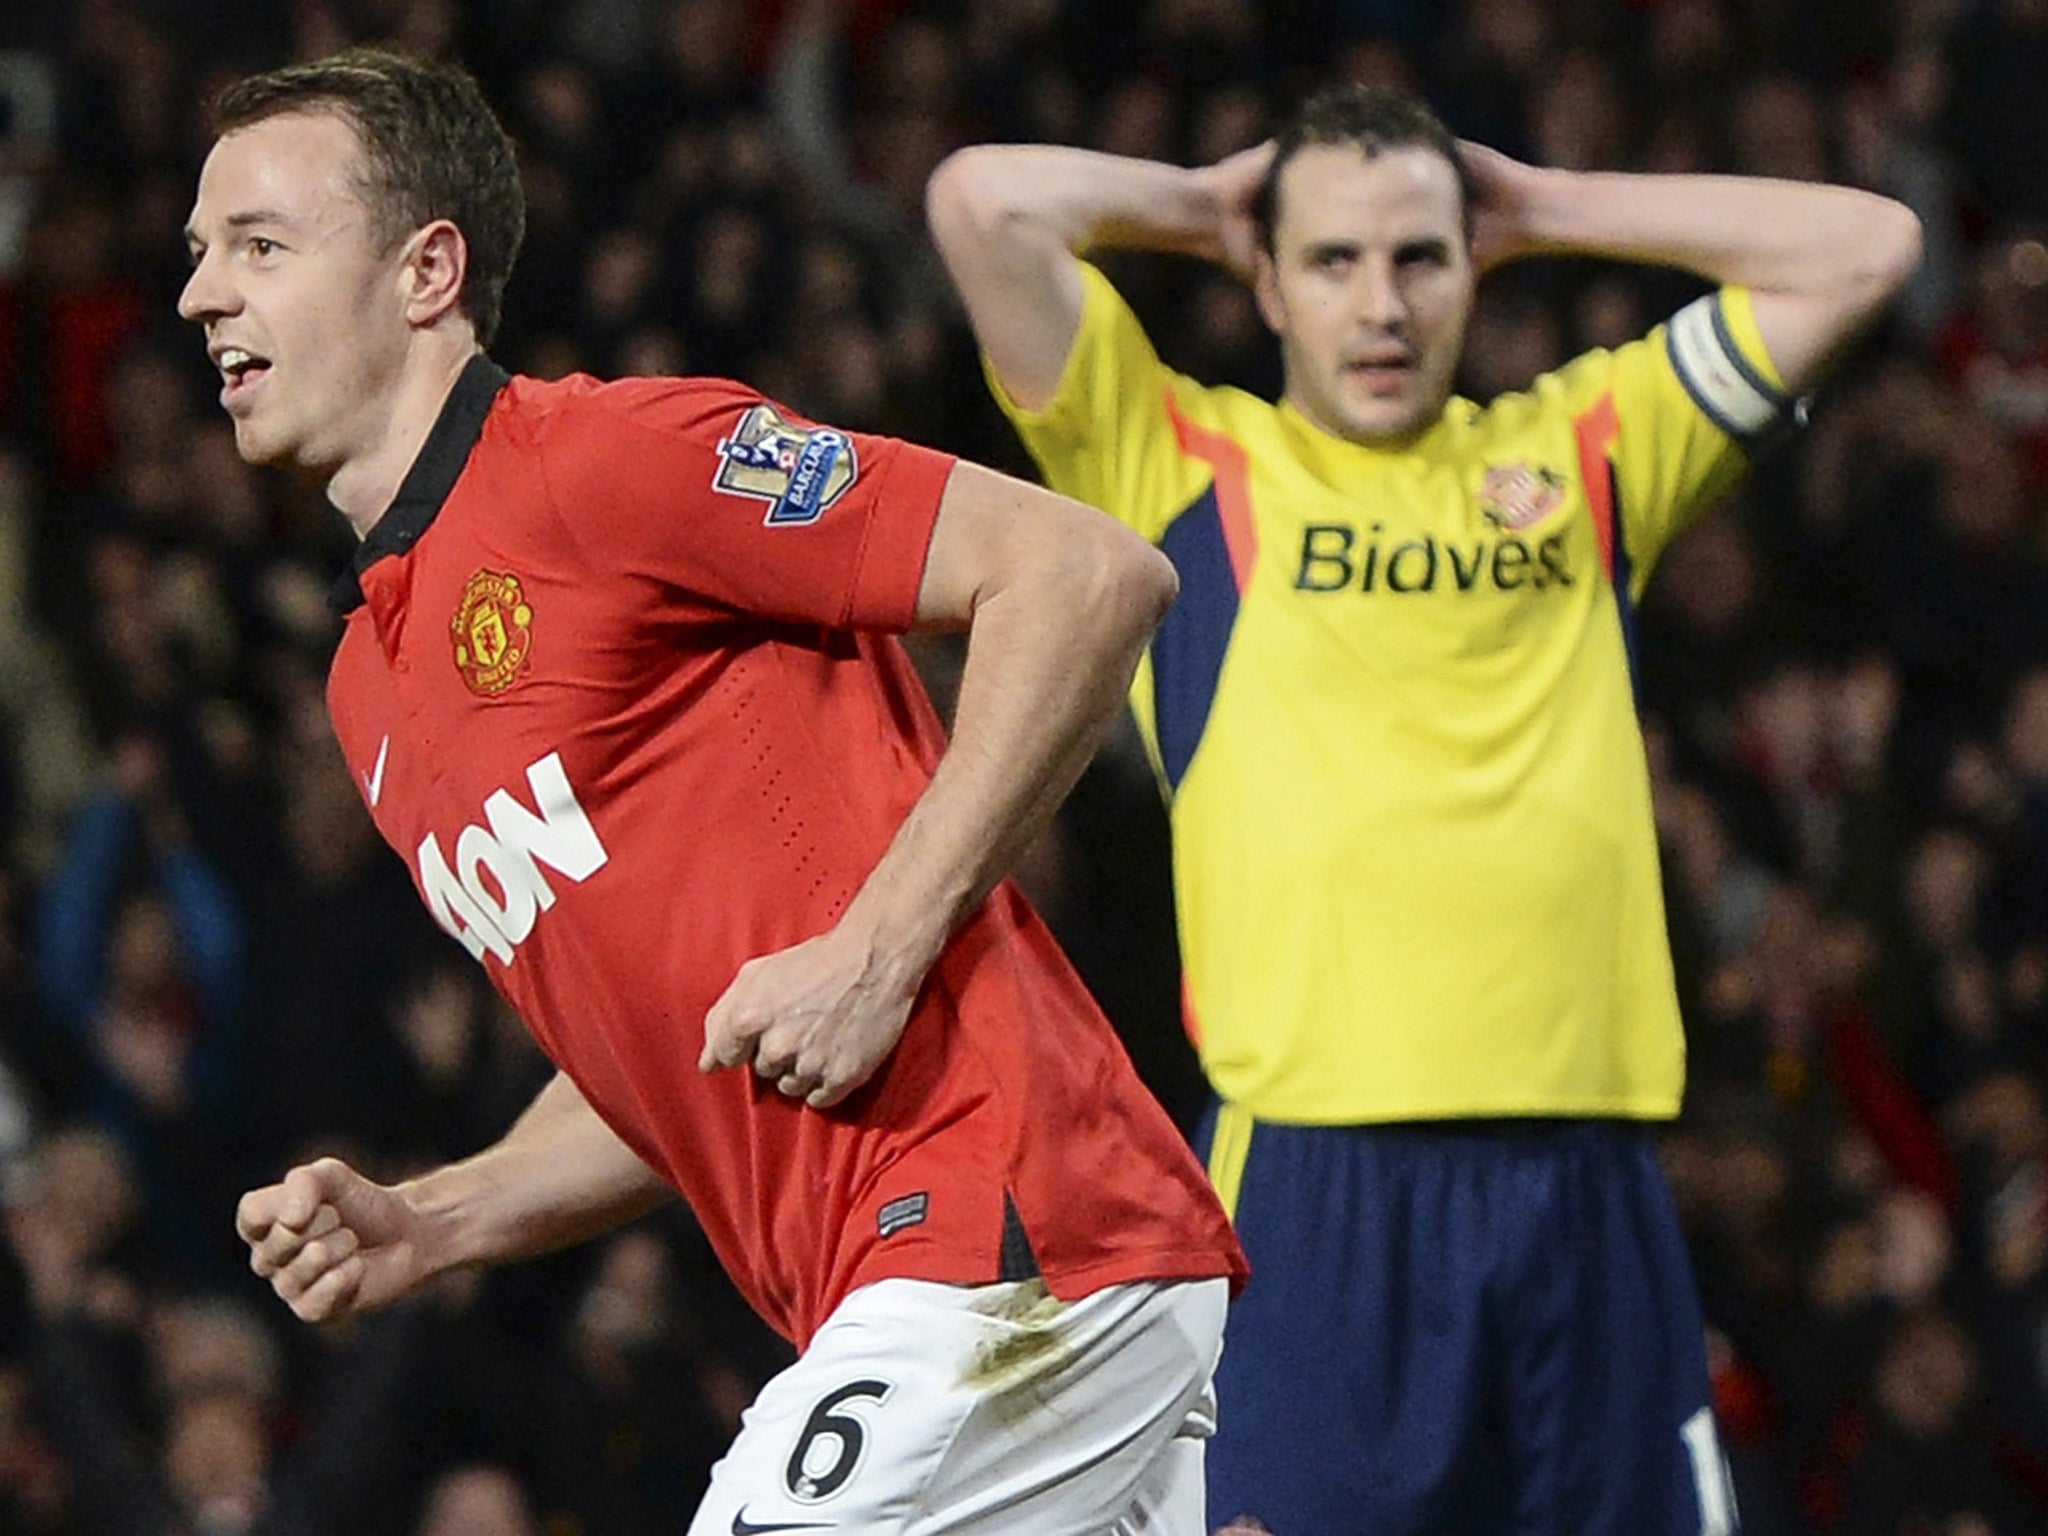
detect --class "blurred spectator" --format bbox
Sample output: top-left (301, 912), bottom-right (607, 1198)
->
top-left (531, 1228), bottom-right (752, 1530)
top-left (412, 1464), bottom-right (537, 1536)
top-left (1833, 1307), bottom-right (2039, 1535)
top-left (1432, 0), bottom-right (1552, 153)
top-left (1459, 280), bottom-right (1567, 401)
top-left (3, 177), bottom-right (147, 490)
top-left (1950, 0), bottom-right (2048, 224)
top-left (25, 1292), bottom-right (428, 1536)
top-left (1949, 1070), bottom-right (2048, 1465)
top-left (31, 735), bottom-right (247, 1285)
top-left (0, 1357), bottom-right (74, 1535)
top-left (0, 50), bottom-right (58, 289)
top-left (3, 1124), bottom-right (148, 1327)
top-left (1834, 48), bottom-right (1967, 341)
top-left (1936, 225), bottom-right (2048, 490)
top-left (1727, 73), bottom-right (1831, 184)
top-left (1525, 47), bottom-right (1628, 172)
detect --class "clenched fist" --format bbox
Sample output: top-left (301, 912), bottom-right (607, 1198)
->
top-left (235, 1157), bottom-right (433, 1322)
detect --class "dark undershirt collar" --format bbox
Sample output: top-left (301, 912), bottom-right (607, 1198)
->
top-left (330, 353), bottom-right (512, 614)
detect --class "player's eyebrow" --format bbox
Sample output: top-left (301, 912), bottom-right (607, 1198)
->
top-left (1395, 236), bottom-right (1454, 262)
top-left (184, 208), bottom-right (298, 249)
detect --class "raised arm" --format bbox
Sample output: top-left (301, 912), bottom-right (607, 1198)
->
top-left (925, 142), bottom-right (1270, 410)
top-left (1460, 142), bottom-right (1922, 393)
top-left (699, 460), bottom-right (1177, 1105)
top-left (236, 1070), bottom-right (671, 1322)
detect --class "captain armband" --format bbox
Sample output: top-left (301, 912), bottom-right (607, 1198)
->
top-left (1665, 294), bottom-right (1810, 456)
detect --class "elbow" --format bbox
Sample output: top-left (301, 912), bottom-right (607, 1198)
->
top-left (1872, 198), bottom-right (1925, 298)
top-left (1080, 524), bottom-right (1178, 646)
top-left (1131, 539), bottom-right (1180, 629)
top-left (1855, 196), bottom-right (1925, 308)
top-left (925, 147), bottom-right (1016, 252)
top-left (928, 146), bottom-right (1077, 265)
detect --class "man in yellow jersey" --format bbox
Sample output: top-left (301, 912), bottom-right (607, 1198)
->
top-left (927, 84), bottom-right (1920, 1536)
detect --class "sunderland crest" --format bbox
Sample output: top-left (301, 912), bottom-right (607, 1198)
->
top-left (1478, 463), bottom-right (1567, 531)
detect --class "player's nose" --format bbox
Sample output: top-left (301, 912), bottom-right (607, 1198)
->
top-left (1353, 252), bottom-right (1405, 328)
top-left (178, 248), bottom-right (238, 324)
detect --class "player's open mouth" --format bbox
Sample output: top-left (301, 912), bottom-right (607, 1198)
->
top-left (215, 346), bottom-right (273, 407)
top-left (1344, 357), bottom-right (1412, 393)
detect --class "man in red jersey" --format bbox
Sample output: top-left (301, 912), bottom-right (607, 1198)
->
top-left (183, 48), bottom-right (1246, 1536)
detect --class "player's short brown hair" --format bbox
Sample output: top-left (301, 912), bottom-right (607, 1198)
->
top-left (1252, 84), bottom-right (1473, 253)
top-left (214, 47), bottom-right (525, 345)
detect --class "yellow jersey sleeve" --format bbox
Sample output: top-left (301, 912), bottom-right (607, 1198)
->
top-left (1545, 287), bottom-right (1792, 603)
top-left (985, 263), bottom-right (1216, 543)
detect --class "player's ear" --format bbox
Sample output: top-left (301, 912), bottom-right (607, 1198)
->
top-left (400, 218), bottom-right (470, 329)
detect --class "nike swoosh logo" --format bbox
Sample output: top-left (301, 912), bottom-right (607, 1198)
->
top-left (731, 1511), bottom-right (831, 1536)
top-left (363, 735), bottom-right (389, 807)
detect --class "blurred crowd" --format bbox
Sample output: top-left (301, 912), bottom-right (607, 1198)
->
top-left (0, 0), bottom-right (2045, 1532)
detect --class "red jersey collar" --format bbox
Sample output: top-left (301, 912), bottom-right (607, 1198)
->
top-left (330, 353), bottom-right (512, 614)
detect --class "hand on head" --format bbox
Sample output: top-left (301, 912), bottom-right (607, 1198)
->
top-left (1195, 141), bottom-right (1277, 279)
top-left (1456, 139), bottom-right (1539, 274)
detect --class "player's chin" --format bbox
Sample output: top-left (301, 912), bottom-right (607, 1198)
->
top-left (228, 418), bottom-right (278, 464)
top-left (229, 417), bottom-right (297, 469)
top-left (1337, 397), bottom-right (1431, 443)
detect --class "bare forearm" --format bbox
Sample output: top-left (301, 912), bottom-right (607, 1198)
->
top-left (848, 579), bottom-right (1153, 972)
top-left (399, 1071), bottom-right (672, 1276)
top-left (842, 468), bottom-right (1176, 984)
top-left (928, 144), bottom-right (1246, 407)
top-left (932, 143), bottom-right (1227, 260)
top-left (694, 464), bottom-right (1176, 1109)
top-left (1509, 168), bottom-right (1912, 297)
top-left (1482, 153), bottom-right (1920, 388)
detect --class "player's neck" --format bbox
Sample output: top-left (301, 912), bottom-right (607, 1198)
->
top-left (326, 336), bottom-right (482, 541)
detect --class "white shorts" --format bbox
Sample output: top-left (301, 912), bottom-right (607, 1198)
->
top-left (686, 1274), bottom-right (1229, 1536)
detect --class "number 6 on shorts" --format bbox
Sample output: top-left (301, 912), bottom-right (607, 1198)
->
top-left (786, 1379), bottom-right (893, 1501)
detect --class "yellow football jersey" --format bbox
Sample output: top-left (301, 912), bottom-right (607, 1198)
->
top-left (993, 263), bottom-right (1790, 1123)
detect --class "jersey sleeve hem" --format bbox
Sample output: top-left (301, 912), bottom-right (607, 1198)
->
top-left (847, 441), bottom-right (956, 630)
top-left (982, 262), bottom-right (1123, 444)
top-left (837, 1245), bottom-right (1249, 1323)
top-left (1664, 287), bottom-right (1805, 448)
top-left (1716, 285), bottom-right (1787, 393)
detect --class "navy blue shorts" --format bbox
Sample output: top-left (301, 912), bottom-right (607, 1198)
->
top-left (1195, 1108), bottom-right (1737, 1536)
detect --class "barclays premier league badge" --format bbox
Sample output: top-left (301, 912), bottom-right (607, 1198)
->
top-left (713, 403), bottom-right (859, 526)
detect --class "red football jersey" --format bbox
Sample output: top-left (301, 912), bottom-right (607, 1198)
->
top-left (326, 358), bottom-right (1247, 1345)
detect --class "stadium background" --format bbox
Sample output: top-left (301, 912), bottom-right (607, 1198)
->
top-left (1, 1), bottom-right (2046, 1532)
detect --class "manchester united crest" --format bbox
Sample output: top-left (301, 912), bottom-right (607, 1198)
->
top-left (1478, 463), bottom-right (1567, 531)
top-left (451, 569), bottom-right (533, 696)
